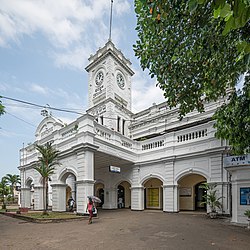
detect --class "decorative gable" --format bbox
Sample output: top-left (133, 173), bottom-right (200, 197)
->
top-left (35, 116), bottom-right (64, 140)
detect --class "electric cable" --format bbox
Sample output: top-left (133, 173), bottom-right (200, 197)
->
top-left (6, 112), bottom-right (37, 127)
top-left (1, 95), bottom-right (85, 115)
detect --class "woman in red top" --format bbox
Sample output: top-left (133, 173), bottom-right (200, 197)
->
top-left (87, 197), bottom-right (94, 224)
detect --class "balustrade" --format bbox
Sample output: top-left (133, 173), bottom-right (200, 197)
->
top-left (142, 140), bottom-right (165, 151)
top-left (177, 129), bottom-right (207, 143)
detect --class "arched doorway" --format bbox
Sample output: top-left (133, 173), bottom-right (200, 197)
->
top-left (143, 178), bottom-right (163, 210)
top-left (178, 174), bottom-right (206, 211)
top-left (95, 183), bottom-right (104, 207)
top-left (117, 181), bottom-right (131, 209)
top-left (65, 174), bottom-right (76, 211)
top-left (195, 181), bottom-right (207, 211)
top-left (118, 185), bottom-right (124, 208)
top-left (24, 178), bottom-right (34, 209)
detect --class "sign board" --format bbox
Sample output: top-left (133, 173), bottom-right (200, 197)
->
top-left (179, 187), bottom-right (192, 197)
top-left (224, 154), bottom-right (250, 167)
top-left (109, 166), bottom-right (120, 173)
top-left (240, 187), bottom-right (250, 205)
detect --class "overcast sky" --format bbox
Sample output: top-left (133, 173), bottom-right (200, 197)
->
top-left (0, 0), bottom-right (165, 179)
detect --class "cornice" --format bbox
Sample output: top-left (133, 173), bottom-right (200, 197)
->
top-left (85, 49), bottom-right (134, 76)
top-left (86, 97), bottom-right (134, 117)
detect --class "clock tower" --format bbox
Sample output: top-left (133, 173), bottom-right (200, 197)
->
top-left (85, 40), bottom-right (134, 135)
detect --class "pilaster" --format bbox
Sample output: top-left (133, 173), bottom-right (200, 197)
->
top-left (20, 187), bottom-right (31, 208)
top-left (131, 186), bottom-right (144, 210)
top-left (33, 186), bottom-right (44, 210)
top-left (102, 187), bottom-right (117, 209)
top-left (163, 184), bottom-right (178, 212)
top-left (76, 180), bottom-right (95, 213)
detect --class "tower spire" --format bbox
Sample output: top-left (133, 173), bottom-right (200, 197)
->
top-left (109, 0), bottom-right (113, 41)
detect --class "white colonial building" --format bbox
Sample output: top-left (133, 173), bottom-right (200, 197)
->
top-left (19, 40), bottom-right (249, 224)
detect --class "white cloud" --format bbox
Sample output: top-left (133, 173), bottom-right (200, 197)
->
top-left (131, 68), bottom-right (166, 113)
top-left (0, 0), bottom-right (131, 69)
top-left (30, 83), bottom-right (49, 95)
top-left (0, 126), bottom-right (33, 138)
top-left (0, 0), bottom-right (130, 47)
top-left (0, 83), bottom-right (9, 91)
top-left (53, 46), bottom-right (91, 70)
top-left (115, 1), bottom-right (130, 16)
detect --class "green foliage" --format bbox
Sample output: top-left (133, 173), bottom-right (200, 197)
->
top-left (0, 177), bottom-right (11, 208)
top-left (200, 183), bottom-right (223, 212)
top-left (23, 212), bottom-right (79, 219)
top-left (5, 174), bottom-right (21, 202)
top-left (244, 209), bottom-right (250, 218)
top-left (0, 96), bottom-right (5, 116)
top-left (213, 78), bottom-right (250, 154)
top-left (34, 142), bottom-right (60, 214)
top-left (134, 0), bottom-right (249, 154)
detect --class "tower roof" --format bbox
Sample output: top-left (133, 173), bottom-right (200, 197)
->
top-left (85, 40), bottom-right (134, 76)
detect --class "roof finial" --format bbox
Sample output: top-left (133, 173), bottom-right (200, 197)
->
top-left (109, 0), bottom-right (113, 41)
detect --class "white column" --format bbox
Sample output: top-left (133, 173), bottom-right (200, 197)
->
top-left (131, 186), bottom-right (144, 211)
top-left (102, 187), bottom-right (117, 209)
top-left (51, 183), bottom-right (67, 212)
top-left (163, 184), bottom-right (178, 212)
top-left (75, 150), bottom-right (95, 214)
top-left (231, 181), bottom-right (238, 223)
top-left (33, 186), bottom-right (44, 210)
top-left (76, 180), bottom-right (95, 213)
top-left (20, 187), bottom-right (31, 208)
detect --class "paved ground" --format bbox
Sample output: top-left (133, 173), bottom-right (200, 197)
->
top-left (1, 209), bottom-right (250, 250)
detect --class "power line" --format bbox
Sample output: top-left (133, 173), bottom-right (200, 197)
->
top-left (6, 112), bottom-right (37, 127)
top-left (2, 95), bottom-right (135, 121)
top-left (1, 95), bottom-right (85, 115)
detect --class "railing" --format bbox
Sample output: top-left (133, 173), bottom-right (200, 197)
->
top-left (20, 120), bottom-right (213, 167)
top-left (142, 140), bottom-right (165, 151)
top-left (121, 140), bottom-right (133, 149)
top-left (94, 123), bottom-right (135, 150)
top-left (95, 126), bottom-right (111, 140)
top-left (60, 124), bottom-right (79, 139)
top-left (177, 129), bottom-right (207, 143)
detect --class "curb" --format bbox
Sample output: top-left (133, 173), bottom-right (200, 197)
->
top-left (0, 211), bottom-right (91, 223)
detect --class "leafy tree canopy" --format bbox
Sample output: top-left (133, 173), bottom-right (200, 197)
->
top-left (34, 142), bottom-right (60, 214)
top-left (0, 96), bottom-right (5, 116)
top-left (134, 0), bottom-right (250, 154)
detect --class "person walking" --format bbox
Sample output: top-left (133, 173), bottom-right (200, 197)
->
top-left (68, 197), bottom-right (74, 212)
top-left (86, 197), bottom-right (95, 224)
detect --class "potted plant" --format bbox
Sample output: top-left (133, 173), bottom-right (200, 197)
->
top-left (244, 209), bottom-right (250, 229)
top-left (200, 183), bottom-right (222, 218)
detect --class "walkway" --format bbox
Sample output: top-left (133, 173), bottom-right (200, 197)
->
top-left (1, 209), bottom-right (249, 249)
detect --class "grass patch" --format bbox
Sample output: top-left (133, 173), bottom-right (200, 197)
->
top-left (23, 212), bottom-right (81, 219)
top-left (0, 209), bottom-right (19, 212)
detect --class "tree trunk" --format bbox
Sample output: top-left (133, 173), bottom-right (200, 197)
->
top-left (42, 178), bottom-right (47, 215)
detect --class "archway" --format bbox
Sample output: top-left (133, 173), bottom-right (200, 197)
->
top-left (95, 183), bottom-right (104, 207)
top-left (195, 181), bottom-right (207, 211)
top-left (55, 170), bottom-right (77, 212)
top-left (117, 181), bottom-right (131, 209)
top-left (178, 174), bottom-right (206, 211)
top-left (24, 178), bottom-right (34, 209)
top-left (143, 178), bottom-right (163, 210)
top-left (65, 174), bottom-right (76, 211)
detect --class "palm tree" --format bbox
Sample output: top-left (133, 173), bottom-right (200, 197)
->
top-left (34, 142), bottom-right (60, 215)
top-left (0, 177), bottom-right (10, 209)
top-left (5, 174), bottom-right (21, 203)
top-left (200, 183), bottom-right (223, 218)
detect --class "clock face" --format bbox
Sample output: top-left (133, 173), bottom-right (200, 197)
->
top-left (95, 71), bottom-right (104, 86)
top-left (116, 73), bottom-right (125, 89)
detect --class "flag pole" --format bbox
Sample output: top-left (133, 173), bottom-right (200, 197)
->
top-left (109, 0), bottom-right (113, 41)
